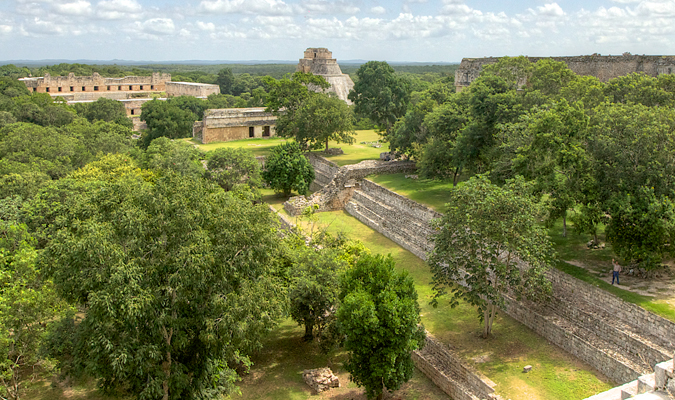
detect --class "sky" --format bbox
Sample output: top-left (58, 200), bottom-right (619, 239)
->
top-left (1, 0), bottom-right (674, 62)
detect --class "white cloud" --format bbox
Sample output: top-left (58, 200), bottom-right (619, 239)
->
top-left (537, 3), bottom-right (565, 17)
top-left (21, 17), bottom-right (66, 35)
top-left (96, 0), bottom-right (142, 19)
top-left (0, 25), bottom-right (13, 34)
top-left (139, 18), bottom-right (175, 35)
top-left (53, 0), bottom-right (92, 15)
top-left (371, 6), bottom-right (386, 14)
top-left (197, 21), bottom-right (215, 31)
top-left (198, 0), bottom-right (293, 15)
top-left (300, 0), bottom-right (360, 15)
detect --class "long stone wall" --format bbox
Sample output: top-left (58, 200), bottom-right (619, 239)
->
top-left (455, 54), bottom-right (675, 91)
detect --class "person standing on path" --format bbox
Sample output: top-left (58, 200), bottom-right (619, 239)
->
top-left (612, 258), bottom-right (622, 285)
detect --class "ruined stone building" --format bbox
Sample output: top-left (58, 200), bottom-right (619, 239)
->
top-left (20, 72), bottom-right (171, 100)
top-left (192, 108), bottom-right (277, 144)
top-left (296, 48), bottom-right (354, 103)
top-left (20, 72), bottom-right (219, 101)
top-left (455, 54), bottom-right (675, 92)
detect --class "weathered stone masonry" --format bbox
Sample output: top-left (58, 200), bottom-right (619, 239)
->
top-left (300, 154), bottom-right (675, 399)
top-left (455, 54), bottom-right (675, 92)
top-left (296, 48), bottom-right (355, 104)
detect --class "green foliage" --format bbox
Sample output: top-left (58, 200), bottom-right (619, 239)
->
top-left (262, 142), bottom-right (315, 197)
top-left (205, 147), bottom-right (261, 192)
top-left (349, 61), bottom-right (411, 133)
top-left (143, 137), bottom-right (204, 178)
top-left (141, 99), bottom-right (197, 147)
top-left (338, 253), bottom-right (425, 400)
top-left (72, 97), bottom-right (133, 128)
top-left (0, 220), bottom-right (64, 400)
top-left (428, 175), bottom-right (555, 338)
top-left (605, 188), bottom-right (675, 270)
top-left (40, 172), bottom-right (287, 400)
top-left (216, 68), bottom-right (235, 95)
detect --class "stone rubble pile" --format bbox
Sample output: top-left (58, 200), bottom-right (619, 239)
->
top-left (302, 368), bottom-right (340, 393)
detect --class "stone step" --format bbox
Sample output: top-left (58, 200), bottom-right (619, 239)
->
top-left (345, 202), bottom-right (429, 260)
top-left (347, 200), bottom-right (432, 258)
top-left (351, 190), bottom-right (433, 234)
top-left (655, 359), bottom-right (674, 388)
top-left (549, 298), bottom-right (671, 369)
top-left (414, 346), bottom-right (482, 400)
top-left (638, 373), bottom-right (656, 394)
top-left (543, 308), bottom-right (650, 377)
top-left (350, 192), bottom-right (435, 247)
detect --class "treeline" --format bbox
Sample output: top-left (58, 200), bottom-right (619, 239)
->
top-left (377, 56), bottom-right (675, 271)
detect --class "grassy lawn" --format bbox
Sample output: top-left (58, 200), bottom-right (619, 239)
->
top-left (368, 173), bottom-right (675, 323)
top-left (266, 206), bottom-right (612, 400)
top-left (188, 130), bottom-right (386, 165)
top-left (314, 130), bottom-right (389, 166)
top-left (188, 137), bottom-right (289, 157)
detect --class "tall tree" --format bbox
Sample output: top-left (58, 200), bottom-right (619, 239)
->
top-left (216, 68), bottom-right (235, 95)
top-left (428, 175), bottom-right (554, 338)
top-left (140, 100), bottom-right (197, 148)
top-left (262, 142), bottom-right (315, 197)
top-left (287, 93), bottom-right (356, 151)
top-left (40, 172), bottom-right (287, 400)
top-left (0, 219), bottom-right (63, 400)
top-left (348, 61), bottom-right (411, 134)
top-left (338, 254), bottom-right (425, 400)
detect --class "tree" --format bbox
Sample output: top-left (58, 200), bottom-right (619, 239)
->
top-left (428, 175), bottom-right (554, 338)
top-left (216, 68), bottom-right (235, 95)
top-left (143, 137), bottom-right (205, 179)
top-left (348, 61), bottom-right (411, 134)
top-left (40, 172), bottom-right (287, 400)
top-left (73, 97), bottom-right (132, 128)
top-left (141, 99), bottom-right (197, 148)
top-left (262, 142), bottom-right (315, 197)
top-left (0, 220), bottom-right (63, 400)
top-left (289, 93), bottom-right (356, 151)
top-left (266, 73), bottom-right (352, 150)
top-left (205, 147), bottom-right (261, 191)
top-left (287, 231), bottom-right (367, 342)
top-left (338, 254), bottom-right (425, 400)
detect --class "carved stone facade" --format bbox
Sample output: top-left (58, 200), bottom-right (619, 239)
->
top-left (192, 108), bottom-right (277, 144)
top-left (455, 54), bottom-right (675, 92)
top-left (20, 72), bottom-right (170, 100)
top-left (296, 47), bottom-right (354, 104)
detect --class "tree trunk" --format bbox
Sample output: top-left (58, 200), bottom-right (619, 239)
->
top-left (303, 319), bottom-right (314, 341)
top-left (162, 352), bottom-right (171, 400)
top-left (483, 304), bottom-right (496, 339)
top-left (452, 167), bottom-right (460, 187)
top-left (325, 139), bottom-right (329, 152)
top-left (562, 213), bottom-right (567, 237)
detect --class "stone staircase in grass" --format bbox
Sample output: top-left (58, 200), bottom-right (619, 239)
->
top-left (345, 178), bottom-right (675, 392)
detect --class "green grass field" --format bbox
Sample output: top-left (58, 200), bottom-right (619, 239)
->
top-left (264, 203), bottom-right (613, 400)
top-left (189, 130), bottom-right (387, 165)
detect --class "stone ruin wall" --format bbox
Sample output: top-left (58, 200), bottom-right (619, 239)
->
top-left (22, 72), bottom-right (170, 94)
top-left (455, 54), bottom-right (675, 91)
top-left (165, 82), bottom-right (220, 98)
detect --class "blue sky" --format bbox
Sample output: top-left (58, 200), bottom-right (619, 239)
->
top-left (1, 0), bottom-right (674, 62)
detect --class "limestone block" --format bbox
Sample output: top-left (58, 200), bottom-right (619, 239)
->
top-left (302, 368), bottom-right (339, 393)
top-left (638, 373), bottom-right (656, 394)
top-left (655, 359), bottom-right (674, 388)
